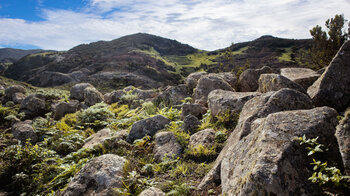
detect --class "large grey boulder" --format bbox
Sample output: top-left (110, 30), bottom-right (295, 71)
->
top-left (52, 100), bottom-right (79, 120)
top-left (12, 120), bottom-right (37, 144)
top-left (208, 90), bottom-right (260, 117)
top-left (189, 128), bottom-right (215, 148)
top-left (209, 73), bottom-right (238, 89)
top-left (221, 107), bottom-right (342, 195)
top-left (61, 154), bottom-right (126, 196)
top-left (194, 75), bottom-right (234, 106)
top-left (154, 84), bottom-right (190, 106)
top-left (238, 66), bottom-right (274, 92)
top-left (336, 110), bottom-right (350, 175)
top-left (84, 87), bottom-right (103, 107)
top-left (70, 83), bottom-right (93, 101)
top-left (3, 85), bottom-right (26, 104)
top-left (183, 114), bottom-right (201, 134)
top-left (153, 132), bottom-right (182, 162)
top-left (198, 88), bottom-right (313, 189)
top-left (185, 71), bottom-right (207, 92)
top-left (280, 67), bottom-right (320, 90)
top-left (139, 187), bottom-right (165, 196)
top-left (104, 90), bottom-right (124, 104)
top-left (308, 40), bottom-right (350, 111)
top-left (181, 103), bottom-right (207, 120)
top-left (258, 73), bottom-right (305, 93)
top-left (20, 94), bottom-right (46, 118)
top-left (127, 115), bottom-right (171, 142)
top-left (132, 88), bottom-right (158, 101)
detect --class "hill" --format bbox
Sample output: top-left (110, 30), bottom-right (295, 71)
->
top-left (3, 33), bottom-right (312, 91)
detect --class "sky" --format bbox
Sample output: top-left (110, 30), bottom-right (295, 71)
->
top-left (0, 0), bottom-right (349, 51)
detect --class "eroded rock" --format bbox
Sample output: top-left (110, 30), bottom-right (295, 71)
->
top-left (153, 132), bottom-right (182, 162)
top-left (52, 100), bottom-right (79, 120)
top-left (181, 103), bottom-right (207, 120)
top-left (84, 87), bottom-right (103, 107)
top-left (336, 109), bottom-right (350, 175)
top-left (12, 120), bottom-right (37, 144)
top-left (189, 128), bottom-right (215, 148)
top-left (280, 68), bottom-right (320, 90)
top-left (70, 83), bottom-right (93, 101)
top-left (258, 73), bottom-right (305, 93)
top-left (20, 94), bottom-right (46, 118)
top-left (238, 66), bottom-right (274, 92)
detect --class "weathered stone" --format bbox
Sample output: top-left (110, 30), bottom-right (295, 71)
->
top-left (221, 107), bottom-right (342, 195)
top-left (84, 87), bottom-right (103, 106)
top-left (127, 115), bottom-right (171, 142)
top-left (183, 114), bottom-right (201, 134)
top-left (238, 66), bottom-right (274, 92)
top-left (154, 84), bottom-right (190, 106)
top-left (4, 85), bottom-right (26, 99)
top-left (280, 68), bottom-right (320, 90)
top-left (104, 90), bottom-right (124, 104)
top-left (20, 94), bottom-right (46, 118)
top-left (83, 129), bottom-right (128, 149)
top-left (61, 154), bottom-right (126, 196)
top-left (181, 103), bottom-right (207, 120)
top-left (70, 83), bottom-right (93, 101)
top-left (208, 90), bottom-right (261, 117)
top-left (132, 88), bottom-right (158, 101)
top-left (194, 75), bottom-right (234, 106)
top-left (308, 40), bottom-right (350, 111)
top-left (189, 128), bottom-right (215, 148)
top-left (12, 120), bottom-right (37, 144)
top-left (37, 71), bottom-right (75, 87)
top-left (185, 71), bottom-right (207, 92)
top-left (336, 110), bottom-right (350, 175)
top-left (139, 187), bottom-right (165, 196)
top-left (209, 72), bottom-right (238, 89)
top-left (198, 88), bottom-right (313, 189)
top-left (258, 73), bottom-right (305, 93)
top-left (153, 132), bottom-right (182, 162)
top-left (52, 100), bottom-right (79, 120)
top-left (11, 92), bottom-right (26, 104)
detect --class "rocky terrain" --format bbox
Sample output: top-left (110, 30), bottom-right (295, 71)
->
top-left (2, 33), bottom-right (312, 92)
top-left (0, 35), bottom-right (349, 196)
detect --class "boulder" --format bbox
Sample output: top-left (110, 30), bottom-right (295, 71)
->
top-left (11, 92), bottom-right (26, 104)
top-left (139, 187), bottom-right (165, 196)
top-left (154, 84), bottom-right (191, 106)
top-left (198, 88), bottom-right (313, 189)
top-left (104, 90), bottom-right (124, 104)
top-left (208, 90), bottom-right (261, 117)
top-left (258, 74), bottom-right (305, 93)
top-left (11, 120), bottom-right (37, 144)
top-left (209, 72), bottom-right (238, 89)
top-left (37, 71), bottom-right (75, 86)
top-left (83, 128), bottom-right (127, 149)
top-left (183, 114), bottom-right (201, 134)
top-left (127, 115), bottom-right (171, 142)
top-left (280, 68), bottom-right (320, 90)
top-left (308, 40), bottom-right (350, 111)
top-left (181, 103), bottom-right (207, 120)
top-left (84, 87), bottom-right (103, 106)
top-left (336, 109), bottom-right (350, 175)
top-left (189, 128), bottom-right (215, 148)
top-left (61, 154), bottom-right (126, 196)
top-left (194, 75), bottom-right (234, 106)
top-left (185, 71), bottom-right (207, 92)
top-left (238, 66), bottom-right (274, 92)
top-left (20, 94), bottom-right (46, 118)
top-left (132, 88), bottom-right (158, 101)
top-left (52, 100), bottom-right (79, 120)
top-left (70, 83), bottom-right (94, 101)
top-left (221, 107), bottom-right (342, 195)
top-left (153, 132), bottom-right (182, 162)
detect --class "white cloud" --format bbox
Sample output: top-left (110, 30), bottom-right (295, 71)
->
top-left (1, 0), bottom-right (350, 50)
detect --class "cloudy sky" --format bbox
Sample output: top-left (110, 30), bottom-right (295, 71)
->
top-left (0, 0), bottom-right (349, 51)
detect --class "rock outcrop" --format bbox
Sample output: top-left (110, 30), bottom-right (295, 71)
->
top-left (20, 94), bottom-right (46, 118)
top-left (61, 154), bottom-right (126, 196)
top-left (208, 90), bottom-right (260, 117)
top-left (185, 71), bottom-right (207, 93)
top-left (127, 115), bottom-right (171, 142)
top-left (238, 66), bottom-right (274, 92)
top-left (258, 73), bottom-right (305, 93)
top-left (154, 84), bottom-right (190, 106)
top-left (153, 132), bottom-right (182, 162)
top-left (11, 120), bottom-right (37, 144)
top-left (70, 83), bottom-right (94, 101)
top-left (52, 100), bottom-right (79, 120)
top-left (199, 88), bottom-right (313, 189)
top-left (280, 68), bottom-right (320, 90)
top-left (84, 87), bottom-right (103, 106)
top-left (183, 114), bottom-right (201, 134)
top-left (181, 103), bottom-right (207, 120)
top-left (307, 40), bottom-right (350, 111)
top-left (3, 85), bottom-right (26, 104)
top-left (336, 109), bottom-right (350, 175)
top-left (189, 128), bottom-right (215, 148)
top-left (194, 74), bottom-right (234, 106)
top-left (221, 107), bottom-right (342, 195)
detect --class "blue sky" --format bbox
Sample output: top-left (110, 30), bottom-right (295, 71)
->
top-left (0, 0), bottom-right (349, 50)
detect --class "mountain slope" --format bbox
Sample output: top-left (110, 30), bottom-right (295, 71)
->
top-left (3, 34), bottom-right (312, 90)
top-left (0, 48), bottom-right (47, 62)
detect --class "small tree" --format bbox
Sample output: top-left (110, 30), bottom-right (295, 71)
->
top-left (309, 14), bottom-right (349, 69)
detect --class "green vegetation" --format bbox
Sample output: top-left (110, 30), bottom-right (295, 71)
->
top-left (278, 47), bottom-right (293, 62)
top-left (309, 14), bottom-right (349, 69)
top-left (296, 135), bottom-right (350, 191)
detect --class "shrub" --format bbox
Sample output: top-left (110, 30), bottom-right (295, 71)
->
top-left (184, 144), bottom-right (217, 162)
top-left (165, 121), bottom-right (190, 148)
top-left (76, 102), bottom-right (114, 129)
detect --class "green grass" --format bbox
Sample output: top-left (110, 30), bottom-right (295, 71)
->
top-left (230, 46), bottom-right (249, 55)
top-left (278, 47), bottom-right (293, 62)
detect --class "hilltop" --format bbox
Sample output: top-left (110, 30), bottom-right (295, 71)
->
top-left (2, 33), bottom-right (312, 91)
